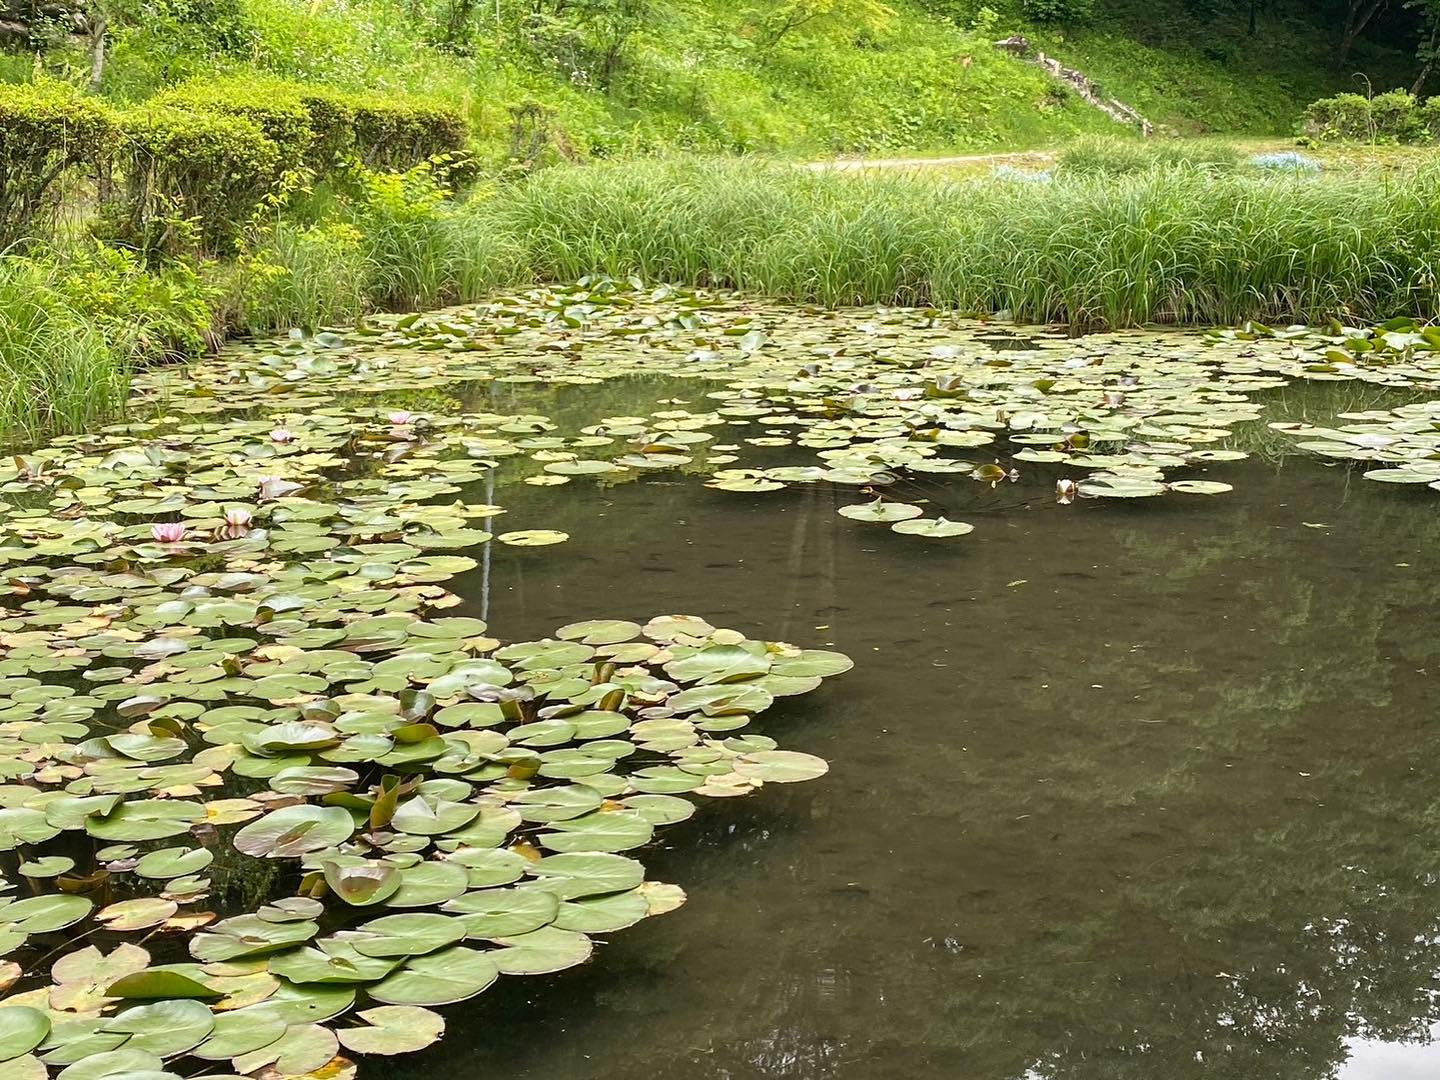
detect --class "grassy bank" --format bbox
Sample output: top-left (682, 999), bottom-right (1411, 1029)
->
top-left (466, 157), bottom-right (1440, 326)
top-left (10, 154), bottom-right (1440, 446)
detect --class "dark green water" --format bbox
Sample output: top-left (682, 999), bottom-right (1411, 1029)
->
top-left (363, 380), bottom-right (1440, 1080)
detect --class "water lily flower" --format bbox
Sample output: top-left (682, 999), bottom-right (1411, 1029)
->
top-left (1104, 391), bottom-right (1127, 407)
top-left (1056, 479), bottom-right (1077, 505)
top-left (218, 507), bottom-right (253, 539)
top-left (257, 476), bottom-right (302, 502)
top-left (151, 523), bottom-right (187, 543)
top-left (388, 411), bottom-right (417, 426)
top-left (270, 428), bottom-right (295, 444)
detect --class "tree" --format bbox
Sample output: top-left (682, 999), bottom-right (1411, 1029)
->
top-left (1338, 0), bottom-right (1389, 69)
top-left (1406, 0), bottom-right (1440, 92)
top-left (755, 0), bottom-right (894, 51)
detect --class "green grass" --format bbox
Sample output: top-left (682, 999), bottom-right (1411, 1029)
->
top-left (1057, 135), bottom-right (1243, 175)
top-left (0, 257), bottom-right (134, 448)
top-left (1032, 0), bottom-right (1415, 136)
top-left (73, 0), bottom-right (1417, 163)
top-left (465, 157), bottom-right (1440, 327)
top-left (79, 0), bottom-right (1282, 165)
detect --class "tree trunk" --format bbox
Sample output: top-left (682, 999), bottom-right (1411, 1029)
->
top-left (88, 15), bottom-right (107, 93)
top-left (1338, 0), bottom-right (1386, 70)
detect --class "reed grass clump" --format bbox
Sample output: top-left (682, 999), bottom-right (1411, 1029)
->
top-left (1058, 136), bottom-right (1243, 175)
top-left (0, 258), bottom-right (133, 448)
top-left (470, 157), bottom-right (1440, 327)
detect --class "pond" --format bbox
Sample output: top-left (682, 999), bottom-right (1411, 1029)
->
top-left (1, 284), bottom-right (1439, 1080)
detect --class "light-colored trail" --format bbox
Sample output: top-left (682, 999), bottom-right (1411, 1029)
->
top-left (804, 150), bottom-right (1056, 172)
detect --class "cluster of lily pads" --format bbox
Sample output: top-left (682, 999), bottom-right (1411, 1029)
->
top-left (120, 281), bottom-right (1440, 549)
top-left (0, 597), bottom-right (847, 1079)
top-left (0, 293), bottom-right (864, 1079)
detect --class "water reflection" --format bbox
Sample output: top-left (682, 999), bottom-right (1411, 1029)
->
top-left (385, 380), bottom-right (1440, 1080)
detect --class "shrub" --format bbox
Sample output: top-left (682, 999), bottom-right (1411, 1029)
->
top-left (1370, 89), bottom-right (1423, 142)
top-left (1301, 91), bottom-right (1425, 144)
top-left (148, 78), bottom-right (468, 176)
top-left (109, 107), bottom-right (282, 257)
top-left (1421, 97), bottom-right (1440, 142)
top-left (1301, 93), bottom-right (1374, 142)
top-left (153, 80), bottom-right (315, 173)
top-left (0, 82), bottom-right (117, 247)
top-left (1020, 0), bottom-right (1094, 22)
top-left (347, 96), bottom-right (470, 172)
top-left (56, 243), bottom-right (217, 361)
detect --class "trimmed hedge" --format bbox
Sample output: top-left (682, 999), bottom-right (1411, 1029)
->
top-left (153, 81), bottom-right (315, 173)
top-left (152, 77), bottom-right (468, 175)
top-left (345, 94), bottom-right (469, 171)
top-left (111, 107), bottom-right (282, 257)
top-left (0, 79), bottom-right (470, 256)
top-left (0, 82), bottom-right (117, 248)
top-left (1302, 90), bottom-right (1428, 144)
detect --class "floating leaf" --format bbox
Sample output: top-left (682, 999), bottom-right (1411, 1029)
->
top-left (336, 1006), bottom-right (444, 1056)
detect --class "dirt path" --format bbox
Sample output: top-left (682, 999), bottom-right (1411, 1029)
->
top-left (804, 150), bottom-right (1056, 172)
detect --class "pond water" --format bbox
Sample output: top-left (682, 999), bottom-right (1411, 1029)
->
top-left (383, 377), bottom-right (1440, 1080)
top-left (3, 285), bottom-right (1440, 1080)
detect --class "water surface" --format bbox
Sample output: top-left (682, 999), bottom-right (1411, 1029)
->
top-left (372, 377), bottom-right (1440, 1080)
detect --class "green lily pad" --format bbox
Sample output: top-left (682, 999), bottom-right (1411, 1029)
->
top-left (368, 946), bottom-right (499, 1006)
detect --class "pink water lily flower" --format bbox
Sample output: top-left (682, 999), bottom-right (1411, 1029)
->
top-left (258, 476), bottom-right (302, 502)
top-left (1056, 479), bottom-right (1077, 505)
top-left (270, 428), bottom-right (295, 444)
top-left (151, 523), bottom-right (187, 543)
top-left (388, 411), bottom-right (417, 426)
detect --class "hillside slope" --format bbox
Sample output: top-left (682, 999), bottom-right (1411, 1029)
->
top-left (0, 0), bottom-right (1422, 160)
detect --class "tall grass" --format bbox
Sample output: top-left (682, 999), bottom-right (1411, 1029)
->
top-left (469, 157), bottom-right (1440, 327)
top-left (0, 258), bottom-right (133, 447)
top-left (1057, 136), bottom-right (1244, 175)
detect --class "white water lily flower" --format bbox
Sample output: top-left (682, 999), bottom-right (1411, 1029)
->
top-left (257, 476), bottom-right (302, 502)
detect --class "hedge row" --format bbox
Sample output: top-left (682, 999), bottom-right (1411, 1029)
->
top-left (1301, 90), bottom-right (1440, 144)
top-left (0, 78), bottom-right (470, 255)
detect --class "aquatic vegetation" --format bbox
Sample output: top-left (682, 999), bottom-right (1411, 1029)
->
top-left (0, 290), bottom-right (860, 1077)
top-left (5, 280), bottom-right (1440, 1078)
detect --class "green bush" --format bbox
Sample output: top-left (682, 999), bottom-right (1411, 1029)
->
top-left (1301, 93), bottom-right (1374, 141)
top-left (0, 82), bottom-right (117, 247)
top-left (1420, 97), bottom-right (1440, 142)
top-left (1370, 89), bottom-right (1423, 142)
top-left (110, 107), bottom-right (282, 257)
top-left (149, 78), bottom-right (468, 176)
top-left (346, 95), bottom-right (470, 172)
top-left (1301, 91), bottom-right (1425, 144)
top-left (1020, 0), bottom-right (1094, 22)
top-left (153, 80), bottom-right (315, 173)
